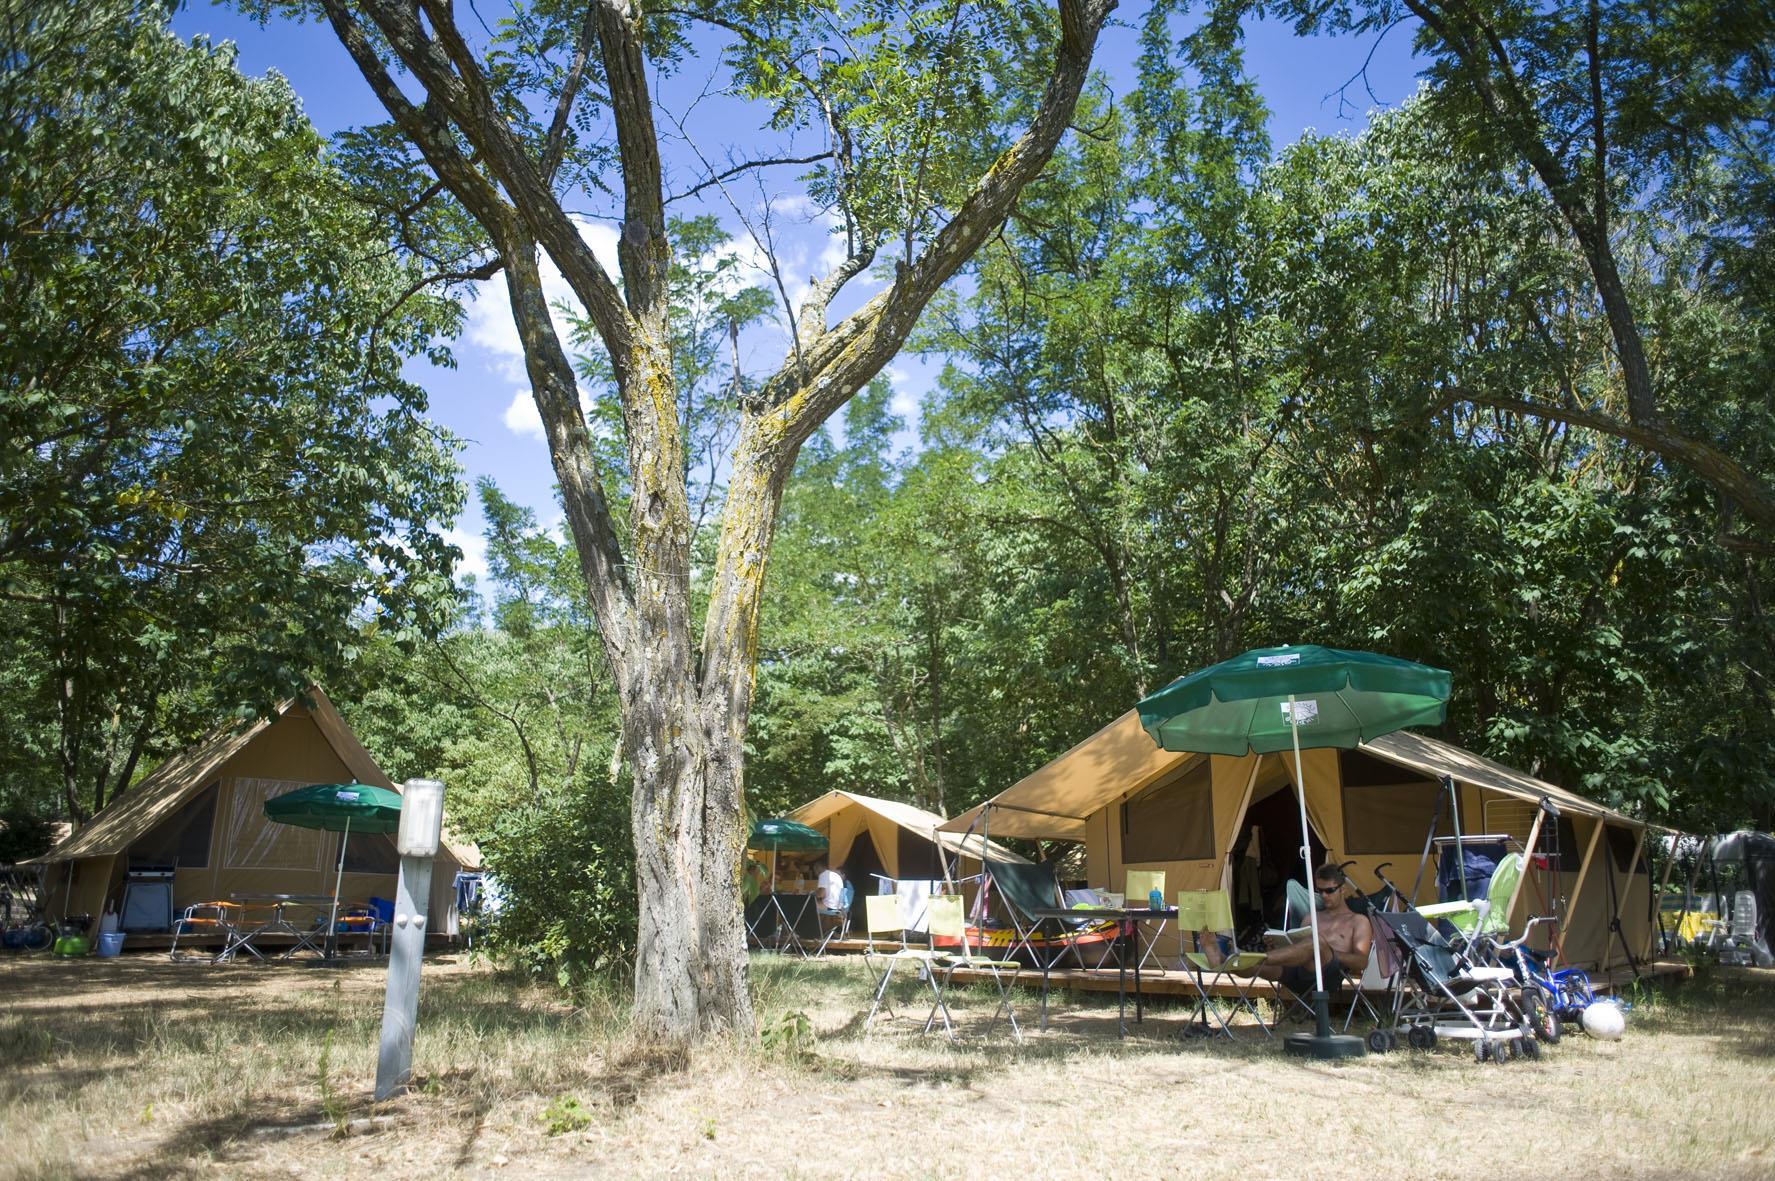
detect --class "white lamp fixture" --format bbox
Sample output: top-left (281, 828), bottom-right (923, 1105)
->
top-left (397, 778), bottom-right (445, 858)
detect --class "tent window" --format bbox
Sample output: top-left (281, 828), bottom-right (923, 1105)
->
top-left (129, 783), bottom-right (218, 869)
top-left (225, 778), bottom-right (330, 871)
top-left (1340, 780), bottom-right (1452, 854)
top-left (1606, 825), bottom-right (1646, 874)
top-left (342, 832), bottom-right (400, 875)
top-left (1554, 816), bottom-right (1584, 872)
top-left (1121, 760), bottom-right (1213, 863)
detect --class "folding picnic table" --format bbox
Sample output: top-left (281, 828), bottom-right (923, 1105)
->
top-left (1028, 904), bottom-right (1175, 1037)
top-left (230, 893), bottom-right (336, 959)
top-left (746, 892), bottom-right (819, 958)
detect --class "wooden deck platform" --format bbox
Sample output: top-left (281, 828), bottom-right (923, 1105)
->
top-left (809, 948), bottom-right (1690, 1002)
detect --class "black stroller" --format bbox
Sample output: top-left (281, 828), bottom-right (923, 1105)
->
top-left (1373, 909), bottom-right (1539, 1063)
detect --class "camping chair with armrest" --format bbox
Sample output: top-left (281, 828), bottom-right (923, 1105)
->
top-left (334, 897), bottom-right (393, 957)
top-left (1436, 852), bottom-right (1522, 945)
top-left (1123, 870), bottom-right (1171, 974)
top-left (925, 895), bottom-right (1024, 1042)
top-left (982, 858), bottom-right (1118, 971)
top-left (1177, 889), bottom-right (1271, 1038)
top-left (170, 901), bottom-right (261, 964)
top-left (1262, 879), bottom-right (1319, 1023)
top-left (816, 882), bottom-right (855, 956)
top-left (862, 894), bottom-right (942, 1034)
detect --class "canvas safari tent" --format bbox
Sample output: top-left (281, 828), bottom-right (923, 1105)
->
top-left (29, 688), bottom-right (477, 940)
top-left (940, 710), bottom-right (1652, 969)
top-left (787, 790), bottom-right (1028, 889)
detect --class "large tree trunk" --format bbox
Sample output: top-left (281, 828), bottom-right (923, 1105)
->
top-left (320, 0), bottom-right (1115, 1044)
top-left (627, 684), bottom-right (754, 1036)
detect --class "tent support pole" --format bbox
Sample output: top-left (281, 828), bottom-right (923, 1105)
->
top-left (1409, 782), bottom-right (1448, 906)
top-left (1449, 776), bottom-right (1468, 902)
top-left (1564, 820), bottom-right (1606, 967)
top-left (1653, 835), bottom-right (1682, 959)
top-left (1601, 827), bottom-right (1647, 977)
top-left (1221, 757), bottom-right (1262, 898)
top-left (1504, 800), bottom-right (1548, 938)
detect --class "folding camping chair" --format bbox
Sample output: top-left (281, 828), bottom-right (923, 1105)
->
top-left (863, 894), bottom-right (943, 1034)
top-left (924, 895), bottom-right (1023, 1042)
top-left (170, 901), bottom-right (262, 963)
top-left (815, 883), bottom-right (855, 956)
top-left (1123, 870), bottom-right (1171, 974)
top-left (982, 859), bottom-right (1118, 970)
top-left (1176, 890), bottom-right (1271, 1038)
top-left (1262, 879), bottom-right (1321, 1023)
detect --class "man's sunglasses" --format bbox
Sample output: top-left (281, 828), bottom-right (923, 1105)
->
top-left (1316, 884), bottom-right (1342, 894)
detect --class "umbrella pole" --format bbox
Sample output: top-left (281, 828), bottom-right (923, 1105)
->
top-left (1287, 697), bottom-right (1330, 1035)
top-left (1279, 695), bottom-right (1362, 1060)
top-left (328, 816), bottom-right (350, 960)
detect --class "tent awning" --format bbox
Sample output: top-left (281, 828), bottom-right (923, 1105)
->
top-left (1359, 730), bottom-right (1641, 826)
top-left (938, 709), bottom-right (1644, 840)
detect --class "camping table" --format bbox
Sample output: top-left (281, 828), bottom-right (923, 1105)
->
top-left (753, 892), bottom-right (818, 958)
top-left (1029, 905), bottom-right (1176, 1038)
top-left (230, 893), bottom-right (337, 960)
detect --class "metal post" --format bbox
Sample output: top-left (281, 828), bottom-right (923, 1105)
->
top-left (375, 778), bottom-right (445, 1102)
top-left (375, 853), bottom-right (434, 1099)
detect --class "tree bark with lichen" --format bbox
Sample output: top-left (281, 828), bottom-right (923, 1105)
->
top-left (310, 0), bottom-right (1114, 1040)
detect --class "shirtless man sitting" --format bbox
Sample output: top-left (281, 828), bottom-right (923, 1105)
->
top-left (1257, 863), bottom-right (1372, 997)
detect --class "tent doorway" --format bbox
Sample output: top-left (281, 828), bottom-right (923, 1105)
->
top-left (840, 829), bottom-right (886, 930)
top-left (1233, 783), bottom-right (1328, 930)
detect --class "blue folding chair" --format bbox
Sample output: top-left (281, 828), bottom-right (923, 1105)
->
top-left (816, 882), bottom-right (855, 955)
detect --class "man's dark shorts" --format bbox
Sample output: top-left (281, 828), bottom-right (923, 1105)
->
top-left (1279, 959), bottom-right (1346, 996)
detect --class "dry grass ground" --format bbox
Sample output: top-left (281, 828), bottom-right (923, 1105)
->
top-left (1, 951), bottom-right (1770, 1181)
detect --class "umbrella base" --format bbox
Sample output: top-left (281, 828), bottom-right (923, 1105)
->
top-left (1283, 1032), bottom-right (1366, 1060)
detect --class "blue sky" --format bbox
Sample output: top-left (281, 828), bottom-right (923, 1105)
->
top-left (171, 4), bottom-right (1422, 583)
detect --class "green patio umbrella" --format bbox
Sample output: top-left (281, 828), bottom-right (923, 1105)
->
top-left (747, 818), bottom-right (827, 853)
top-left (747, 818), bottom-right (827, 893)
top-left (1137, 644), bottom-right (1451, 1059)
top-left (265, 782), bottom-right (403, 954)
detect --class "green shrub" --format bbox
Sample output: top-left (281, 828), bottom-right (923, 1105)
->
top-left (479, 778), bottom-right (637, 993)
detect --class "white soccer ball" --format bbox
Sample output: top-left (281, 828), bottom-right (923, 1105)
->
top-left (1580, 1001), bottom-right (1626, 1040)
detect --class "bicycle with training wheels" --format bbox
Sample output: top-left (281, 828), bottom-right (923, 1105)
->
top-left (1, 866), bottom-right (58, 953)
top-left (1482, 916), bottom-right (1595, 1042)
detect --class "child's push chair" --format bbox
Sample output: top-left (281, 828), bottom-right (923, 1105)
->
top-left (1372, 909), bottom-right (1539, 1062)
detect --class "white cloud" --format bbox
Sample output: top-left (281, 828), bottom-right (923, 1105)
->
top-left (502, 388), bottom-right (545, 439)
top-left (466, 217), bottom-right (621, 408)
top-left (443, 527), bottom-right (490, 584)
top-left (884, 365), bottom-right (921, 421)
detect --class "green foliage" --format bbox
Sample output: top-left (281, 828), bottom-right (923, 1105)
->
top-left (757, 1009), bottom-right (814, 1059)
top-left (0, 804), bottom-right (54, 864)
top-left (480, 777), bottom-right (638, 990)
top-left (0, 0), bottom-right (464, 822)
top-left (540, 1094), bottom-right (593, 1136)
top-left (747, 24), bottom-right (1775, 832)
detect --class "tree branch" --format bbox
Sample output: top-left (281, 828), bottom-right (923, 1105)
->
top-left (666, 151), bottom-right (833, 205)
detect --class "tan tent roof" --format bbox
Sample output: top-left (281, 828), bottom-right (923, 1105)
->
top-left (939, 711), bottom-right (1165, 840)
top-left (1362, 730), bottom-right (1640, 826)
top-left (940, 709), bottom-right (1642, 840)
top-left (29, 687), bottom-right (479, 868)
top-left (789, 790), bottom-right (1029, 864)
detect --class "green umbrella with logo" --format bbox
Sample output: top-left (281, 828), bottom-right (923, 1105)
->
top-left (1137, 644), bottom-right (1451, 1058)
top-left (747, 818), bottom-right (827, 893)
top-left (265, 782), bottom-right (402, 955)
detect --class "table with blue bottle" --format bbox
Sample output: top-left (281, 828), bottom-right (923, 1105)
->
top-left (1027, 903), bottom-right (1178, 1037)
